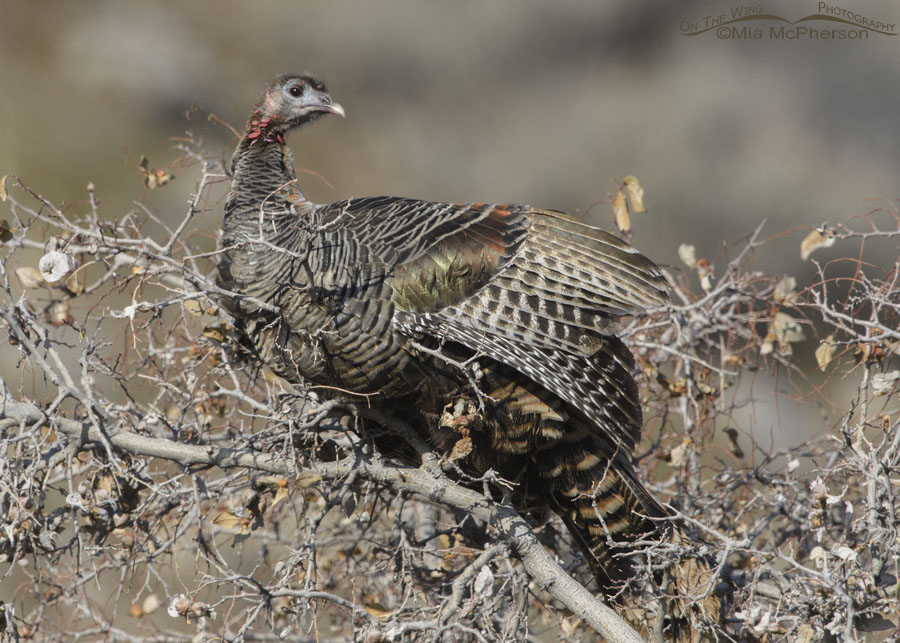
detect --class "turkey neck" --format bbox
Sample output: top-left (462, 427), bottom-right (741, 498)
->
top-left (220, 126), bottom-right (322, 315)
top-left (224, 131), bottom-right (310, 241)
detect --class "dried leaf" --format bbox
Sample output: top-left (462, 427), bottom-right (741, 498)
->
top-left (723, 353), bottom-right (743, 367)
top-left (696, 258), bottom-right (713, 291)
top-left (16, 266), bottom-right (47, 289)
top-left (39, 251), bottom-right (77, 284)
top-left (250, 493), bottom-right (268, 518)
top-left (202, 324), bottom-right (228, 342)
top-left (809, 545), bottom-right (826, 561)
top-left (213, 510), bottom-right (250, 534)
top-left (678, 243), bottom-right (697, 268)
top-left (815, 335), bottom-right (836, 371)
top-left (167, 594), bottom-right (216, 621)
top-left (886, 340), bottom-right (900, 357)
top-left (148, 170), bottom-right (174, 189)
top-left (295, 472), bottom-right (322, 489)
top-left (273, 485), bottom-right (290, 507)
top-left (0, 174), bottom-right (8, 201)
top-left (448, 436), bottom-right (473, 461)
top-left (800, 229), bottom-right (835, 260)
top-left (0, 220), bottom-right (12, 243)
top-left (140, 156), bottom-right (175, 189)
top-left (254, 475), bottom-right (284, 491)
top-left (622, 175), bottom-right (646, 214)
top-left (254, 475), bottom-right (291, 506)
top-left (474, 565), bottom-right (494, 597)
top-left (612, 189), bottom-right (630, 232)
top-left (129, 604), bottom-right (143, 619)
top-left (668, 439), bottom-right (691, 467)
top-left (560, 617), bottom-right (578, 637)
top-left (365, 603), bottom-right (393, 622)
top-left (183, 299), bottom-right (203, 317)
top-left (695, 382), bottom-right (716, 396)
top-left (441, 397), bottom-right (477, 429)
top-left (65, 492), bottom-right (86, 511)
top-left (94, 474), bottom-right (115, 493)
top-left (341, 492), bottom-right (357, 517)
top-left (778, 342), bottom-right (795, 357)
top-left (832, 545), bottom-right (857, 561)
top-left (48, 301), bottom-right (73, 327)
top-left (667, 378), bottom-right (687, 396)
top-left (872, 371), bottom-right (900, 396)
top-left (773, 276), bottom-right (797, 305)
top-left (168, 594), bottom-right (190, 618)
top-left (142, 594), bottom-right (161, 615)
top-left (810, 476), bottom-right (828, 499)
top-left (773, 312), bottom-right (805, 344)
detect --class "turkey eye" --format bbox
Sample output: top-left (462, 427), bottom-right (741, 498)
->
top-left (289, 85), bottom-right (303, 98)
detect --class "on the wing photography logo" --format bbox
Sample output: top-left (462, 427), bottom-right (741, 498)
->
top-left (681, 2), bottom-right (896, 39)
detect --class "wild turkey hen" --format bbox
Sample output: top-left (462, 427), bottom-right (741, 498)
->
top-left (219, 74), bottom-right (718, 634)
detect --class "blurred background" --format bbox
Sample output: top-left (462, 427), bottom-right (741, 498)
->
top-left (3, 0), bottom-right (898, 260)
top-left (1, 1), bottom-right (898, 436)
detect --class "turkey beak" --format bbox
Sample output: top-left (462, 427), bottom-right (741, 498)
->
top-left (320, 101), bottom-right (345, 118)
